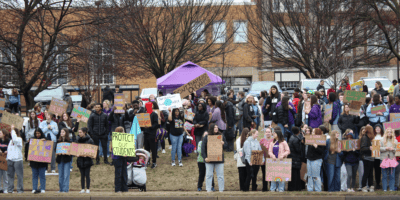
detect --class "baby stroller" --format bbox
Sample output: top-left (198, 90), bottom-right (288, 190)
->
top-left (127, 149), bottom-right (150, 192)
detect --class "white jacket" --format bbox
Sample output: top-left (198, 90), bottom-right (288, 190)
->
top-left (235, 138), bottom-right (245, 167)
top-left (7, 130), bottom-right (23, 161)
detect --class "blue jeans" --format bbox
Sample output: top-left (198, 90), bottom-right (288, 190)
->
top-left (277, 123), bottom-right (293, 141)
top-left (382, 167), bottom-right (396, 191)
top-left (205, 163), bottom-right (224, 192)
top-left (325, 162), bottom-right (341, 192)
top-left (270, 181), bottom-right (285, 192)
top-left (31, 167), bottom-right (46, 191)
top-left (70, 156), bottom-right (73, 169)
top-left (395, 160), bottom-right (400, 188)
top-left (170, 133), bottom-right (184, 162)
top-left (99, 134), bottom-right (111, 157)
top-left (307, 159), bottom-right (322, 192)
top-left (58, 162), bottom-right (71, 192)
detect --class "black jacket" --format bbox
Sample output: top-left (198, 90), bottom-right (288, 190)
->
top-left (76, 134), bottom-right (94, 168)
top-left (201, 134), bottom-right (224, 163)
top-left (295, 100), bottom-right (304, 127)
top-left (360, 135), bottom-right (372, 158)
top-left (338, 113), bottom-right (360, 134)
top-left (306, 145), bottom-right (325, 161)
top-left (277, 104), bottom-right (289, 125)
top-left (374, 87), bottom-right (388, 97)
top-left (57, 121), bottom-right (78, 142)
top-left (109, 110), bottom-right (124, 133)
top-left (288, 134), bottom-right (304, 169)
top-left (88, 111), bottom-right (109, 138)
top-left (242, 103), bottom-right (254, 129)
top-left (102, 87), bottom-right (114, 102)
top-left (124, 107), bottom-right (146, 123)
top-left (29, 132), bottom-right (49, 169)
top-left (193, 103), bottom-right (209, 136)
top-left (224, 101), bottom-right (235, 128)
top-left (316, 84), bottom-right (325, 93)
top-left (265, 95), bottom-right (281, 117)
top-left (144, 112), bottom-right (159, 138)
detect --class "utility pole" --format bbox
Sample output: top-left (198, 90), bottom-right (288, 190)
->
top-left (95, 1), bottom-right (103, 103)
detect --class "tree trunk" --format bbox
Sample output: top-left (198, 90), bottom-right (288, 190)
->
top-left (23, 91), bottom-right (35, 115)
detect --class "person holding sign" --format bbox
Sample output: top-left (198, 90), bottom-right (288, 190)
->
top-left (360, 125), bottom-right (376, 192)
top-left (306, 128), bottom-right (326, 192)
top-left (168, 107), bottom-right (188, 167)
top-left (235, 128), bottom-right (249, 191)
top-left (0, 129), bottom-right (10, 193)
top-left (29, 128), bottom-right (49, 194)
top-left (323, 130), bottom-right (343, 192)
top-left (56, 128), bottom-right (72, 193)
top-left (268, 129), bottom-right (290, 192)
top-left (76, 127), bottom-right (94, 194)
top-left (380, 128), bottom-right (398, 192)
top-left (373, 124), bottom-right (384, 189)
top-left (39, 112), bottom-right (59, 173)
top-left (144, 102), bottom-right (159, 169)
top-left (111, 126), bottom-right (128, 193)
top-left (342, 129), bottom-right (359, 192)
top-left (338, 104), bottom-right (360, 137)
top-left (24, 111), bottom-right (41, 162)
top-left (6, 125), bottom-right (23, 193)
top-left (366, 94), bottom-right (389, 128)
top-left (243, 129), bottom-right (264, 192)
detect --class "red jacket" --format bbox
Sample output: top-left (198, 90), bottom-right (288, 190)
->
top-left (346, 83), bottom-right (351, 90)
top-left (327, 88), bottom-right (335, 96)
top-left (292, 98), bottom-right (300, 112)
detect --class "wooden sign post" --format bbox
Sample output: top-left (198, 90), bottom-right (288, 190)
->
top-left (371, 140), bottom-right (381, 158)
top-left (173, 73), bottom-right (212, 99)
top-left (265, 158), bottom-right (292, 181)
top-left (49, 97), bottom-right (68, 116)
top-left (207, 135), bottom-right (223, 161)
top-left (1, 112), bottom-right (24, 130)
top-left (137, 113), bottom-right (151, 127)
top-left (28, 139), bottom-right (54, 163)
top-left (251, 150), bottom-right (263, 165)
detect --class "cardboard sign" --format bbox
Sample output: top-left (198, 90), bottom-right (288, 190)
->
top-left (28, 139), bottom-right (54, 163)
top-left (390, 113), bottom-right (400, 122)
top-left (265, 158), bottom-right (292, 181)
top-left (112, 132), bottom-right (136, 157)
top-left (184, 110), bottom-right (195, 121)
top-left (0, 98), bottom-right (5, 116)
top-left (251, 150), bottom-right (263, 165)
top-left (137, 113), bottom-right (151, 127)
top-left (56, 142), bottom-right (71, 154)
top-left (305, 135), bottom-right (327, 146)
top-left (300, 162), bottom-right (307, 182)
top-left (71, 106), bottom-right (91, 123)
top-left (49, 97), bottom-right (68, 116)
top-left (70, 142), bottom-right (80, 156)
top-left (371, 105), bottom-right (386, 115)
top-left (349, 101), bottom-right (362, 116)
top-left (77, 143), bottom-right (98, 158)
top-left (340, 139), bottom-right (361, 152)
top-left (371, 140), bottom-right (381, 158)
top-left (114, 93), bottom-right (125, 113)
top-left (304, 101), bottom-right (311, 114)
top-left (351, 81), bottom-right (363, 91)
top-left (1, 111), bottom-right (24, 130)
top-left (207, 135), bottom-right (223, 161)
top-left (157, 94), bottom-right (183, 111)
top-left (396, 143), bottom-right (400, 157)
top-left (0, 153), bottom-right (6, 171)
top-left (383, 121), bottom-right (400, 130)
top-left (173, 73), bottom-right (212, 99)
top-left (324, 104), bottom-right (332, 122)
top-left (344, 90), bottom-right (366, 104)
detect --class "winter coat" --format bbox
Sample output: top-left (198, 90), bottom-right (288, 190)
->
top-left (295, 100), bottom-right (304, 127)
top-left (243, 103), bottom-right (254, 129)
top-left (201, 134), bottom-right (224, 163)
top-left (210, 107), bottom-right (226, 131)
top-left (102, 87), bottom-right (114, 102)
top-left (338, 113), bottom-right (360, 134)
top-left (76, 134), bottom-right (94, 168)
top-left (264, 95), bottom-right (281, 119)
top-left (374, 87), bottom-right (388, 98)
top-left (360, 135), bottom-right (372, 160)
top-left (29, 132), bottom-right (49, 169)
top-left (288, 134), bottom-right (304, 169)
top-left (56, 153), bottom-right (72, 164)
top-left (144, 112), bottom-right (159, 138)
top-left (307, 145), bottom-right (325, 161)
top-left (327, 88), bottom-right (335, 96)
top-left (124, 107), bottom-right (146, 123)
top-left (39, 120), bottom-right (59, 142)
top-left (58, 121), bottom-right (78, 142)
top-left (0, 138), bottom-right (9, 153)
top-left (243, 137), bottom-right (264, 164)
top-left (292, 98), bottom-right (300, 113)
top-left (193, 103), bottom-right (209, 137)
top-left (268, 140), bottom-right (290, 159)
top-left (108, 110), bottom-right (124, 133)
top-left (224, 101), bottom-right (235, 129)
top-left (343, 149), bottom-right (360, 165)
top-left (308, 104), bottom-right (322, 128)
top-left (317, 84), bottom-right (325, 92)
top-left (276, 102), bottom-right (296, 125)
top-left (88, 111), bottom-right (110, 138)
top-left (235, 138), bottom-right (245, 167)
top-left (330, 100), bottom-right (341, 125)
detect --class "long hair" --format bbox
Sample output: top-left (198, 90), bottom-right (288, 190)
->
top-left (383, 128), bottom-right (396, 146)
top-left (310, 95), bottom-right (318, 108)
top-left (388, 95), bottom-right (394, 107)
top-left (208, 123), bottom-right (220, 135)
top-left (260, 91), bottom-right (267, 99)
top-left (372, 94), bottom-right (382, 105)
top-left (58, 128), bottom-right (71, 142)
top-left (208, 96), bottom-right (217, 106)
top-left (245, 95), bottom-right (254, 104)
top-left (314, 128), bottom-right (323, 135)
top-left (359, 126), bottom-right (366, 138)
top-left (274, 130), bottom-right (285, 143)
top-left (240, 128), bottom-right (250, 148)
top-left (12, 88), bottom-right (18, 96)
top-left (0, 129), bottom-right (10, 141)
top-left (215, 100), bottom-right (226, 123)
top-left (282, 96), bottom-right (289, 110)
top-left (329, 130), bottom-right (339, 154)
top-left (270, 85), bottom-right (279, 98)
top-left (365, 125), bottom-right (375, 140)
top-left (59, 113), bottom-right (72, 128)
top-left (29, 111), bottom-right (39, 129)
top-left (376, 81), bottom-right (382, 89)
top-left (172, 108), bottom-right (183, 120)
top-left (341, 104), bottom-right (350, 115)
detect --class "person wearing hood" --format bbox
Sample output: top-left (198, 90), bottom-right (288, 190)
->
top-left (29, 128), bottom-right (49, 194)
top-left (144, 101), bottom-right (160, 169)
top-left (63, 93), bottom-right (73, 116)
top-left (102, 85), bottom-right (114, 103)
top-left (342, 129), bottom-right (360, 192)
top-left (366, 94), bottom-right (389, 128)
top-left (338, 104), bottom-right (360, 138)
top-left (374, 81), bottom-right (388, 98)
top-left (243, 129), bottom-right (264, 192)
top-left (276, 96), bottom-right (297, 141)
top-left (76, 127), bottom-right (94, 194)
top-left (308, 95), bottom-right (322, 128)
top-left (193, 102), bottom-right (209, 151)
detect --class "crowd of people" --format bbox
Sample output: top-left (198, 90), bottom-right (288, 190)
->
top-left (1, 78), bottom-right (400, 194)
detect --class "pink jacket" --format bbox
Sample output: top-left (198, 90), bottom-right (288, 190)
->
top-left (268, 140), bottom-right (290, 159)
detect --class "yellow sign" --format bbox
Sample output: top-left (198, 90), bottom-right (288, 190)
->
top-left (350, 81), bottom-right (363, 91)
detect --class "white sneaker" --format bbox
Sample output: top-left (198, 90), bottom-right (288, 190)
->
top-left (179, 161), bottom-right (183, 167)
top-left (51, 170), bottom-right (56, 173)
top-left (79, 189), bottom-right (85, 193)
top-left (168, 146), bottom-right (172, 149)
top-left (41, 190), bottom-right (45, 193)
top-left (171, 161), bottom-right (176, 166)
top-left (162, 149), bottom-right (166, 154)
top-left (32, 190), bottom-right (35, 193)
top-left (369, 186), bottom-right (374, 192)
top-left (194, 150), bottom-right (197, 154)
top-left (70, 169), bottom-right (73, 172)
top-left (86, 189), bottom-right (90, 194)
top-left (3, 190), bottom-right (7, 194)
top-left (362, 186), bottom-right (368, 192)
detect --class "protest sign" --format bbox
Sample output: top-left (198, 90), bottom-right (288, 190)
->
top-left (173, 73), bottom-right (212, 99)
top-left (137, 113), bottom-right (151, 128)
top-left (157, 94), bottom-right (183, 111)
top-left (114, 93), bottom-right (125, 113)
top-left (324, 104), bottom-right (332, 122)
top-left (265, 158), bottom-right (292, 181)
top-left (390, 113), bottom-right (400, 122)
top-left (112, 132), bottom-right (136, 157)
top-left (305, 135), bottom-right (327, 146)
top-left (207, 135), bottom-right (223, 161)
top-left (340, 139), bottom-right (361, 152)
top-left (349, 101), bottom-right (362, 116)
top-left (56, 143), bottom-right (71, 155)
top-left (344, 90), bottom-right (366, 104)
top-left (1, 111), bottom-right (24, 130)
top-left (350, 81), bottom-right (363, 91)
top-left (0, 98), bottom-right (5, 116)
top-left (371, 140), bottom-right (381, 158)
top-left (371, 105), bottom-right (386, 115)
top-left (71, 106), bottom-right (91, 123)
top-left (251, 150), bottom-right (263, 165)
top-left (49, 97), bottom-right (68, 116)
top-left (383, 121), bottom-right (400, 130)
top-left (77, 144), bottom-right (98, 158)
top-left (184, 110), bottom-right (195, 121)
top-left (304, 101), bottom-right (311, 114)
top-left (28, 139), bottom-right (54, 163)
top-left (70, 142), bottom-right (79, 156)
top-left (0, 153), bottom-right (6, 171)
top-left (396, 144), bottom-right (400, 157)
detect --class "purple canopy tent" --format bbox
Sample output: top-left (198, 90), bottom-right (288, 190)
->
top-left (157, 61), bottom-right (225, 96)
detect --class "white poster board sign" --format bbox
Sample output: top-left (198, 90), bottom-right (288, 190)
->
top-left (157, 94), bottom-right (183, 111)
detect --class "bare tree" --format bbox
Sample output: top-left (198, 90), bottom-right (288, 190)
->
top-left (242, 0), bottom-right (391, 79)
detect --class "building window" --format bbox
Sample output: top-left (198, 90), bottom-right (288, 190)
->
top-left (234, 21), bottom-right (247, 43)
top-left (192, 21), bottom-right (205, 43)
top-left (0, 46), bottom-right (18, 85)
top-left (274, 0), bottom-right (304, 12)
top-left (213, 21), bottom-right (226, 43)
top-left (51, 45), bottom-right (69, 85)
top-left (90, 42), bottom-right (115, 85)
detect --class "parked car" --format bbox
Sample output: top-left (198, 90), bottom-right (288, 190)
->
top-left (34, 86), bottom-right (67, 111)
top-left (247, 81), bottom-right (282, 98)
top-left (359, 77), bottom-right (391, 94)
top-left (140, 88), bottom-right (158, 105)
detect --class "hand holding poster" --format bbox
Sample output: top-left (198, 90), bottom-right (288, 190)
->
top-left (340, 139), bottom-right (361, 151)
top-left (49, 97), bottom-right (68, 116)
top-left (343, 90), bottom-right (366, 104)
top-left (71, 106), bottom-right (92, 123)
top-left (251, 150), bottom-right (263, 165)
top-left (0, 153), bottom-right (6, 171)
top-left (305, 135), bottom-right (326, 146)
top-left (157, 94), bottom-right (183, 111)
top-left (112, 132), bottom-right (136, 157)
top-left (207, 135), bottom-right (223, 161)
top-left (265, 158), bottom-right (292, 181)
top-left (1, 111), bottom-right (24, 130)
top-left (114, 93), bottom-right (125, 113)
top-left (173, 73), bottom-right (212, 99)
top-left (371, 140), bottom-right (381, 158)
top-left (324, 104), bottom-right (332, 122)
top-left (28, 139), bottom-right (54, 163)
top-left (137, 113), bottom-right (151, 127)
top-left (371, 105), bottom-right (386, 115)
